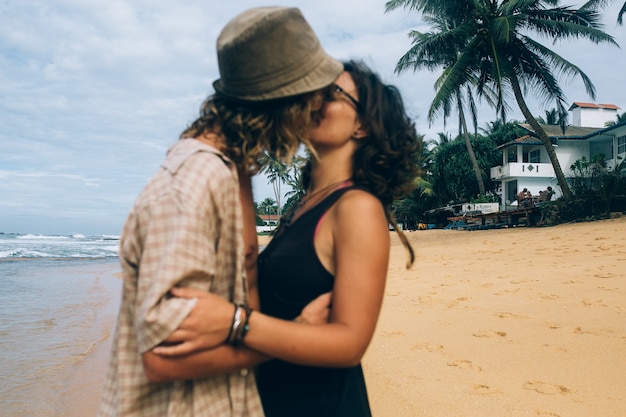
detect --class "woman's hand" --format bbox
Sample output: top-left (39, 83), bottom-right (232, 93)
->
top-left (294, 292), bottom-right (332, 324)
top-left (152, 287), bottom-right (234, 356)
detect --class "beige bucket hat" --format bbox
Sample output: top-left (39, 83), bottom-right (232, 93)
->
top-left (214, 6), bottom-right (343, 101)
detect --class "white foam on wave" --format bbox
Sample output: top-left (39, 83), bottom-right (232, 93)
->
top-left (17, 234), bottom-right (67, 240)
top-left (0, 249), bottom-right (55, 258)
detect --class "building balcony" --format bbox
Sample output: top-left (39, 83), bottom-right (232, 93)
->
top-left (490, 162), bottom-right (555, 180)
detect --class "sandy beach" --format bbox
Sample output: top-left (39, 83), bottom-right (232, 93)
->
top-left (69, 217), bottom-right (625, 417)
top-left (365, 216), bottom-right (626, 417)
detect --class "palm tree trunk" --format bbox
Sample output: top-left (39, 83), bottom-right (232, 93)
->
top-left (272, 181), bottom-right (281, 224)
top-left (459, 109), bottom-right (486, 195)
top-left (510, 79), bottom-right (573, 200)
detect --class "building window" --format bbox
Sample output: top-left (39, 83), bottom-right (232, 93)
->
top-left (618, 135), bottom-right (626, 155)
top-left (508, 148), bottom-right (517, 163)
top-left (529, 149), bottom-right (541, 163)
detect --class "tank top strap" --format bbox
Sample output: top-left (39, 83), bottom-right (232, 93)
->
top-left (311, 184), bottom-right (362, 215)
top-left (310, 185), bottom-right (367, 238)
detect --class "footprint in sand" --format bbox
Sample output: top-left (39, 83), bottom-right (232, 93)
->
top-left (593, 272), bottom-right (616, 279)
top-left (472, 330), bottom-right (507, 338)
top-left (381, 330), bottom-right (405, 338)
top-left (447, 359), bottom-right (482, 371)
top-left (494, 288), bottom-right (521, 296)
top-left (581, 298), bottom-right (607, 307)
top-left (411, 343), bottom-right (444, 353)
top-left (591, 245), bottom-right (614, 253)
top-left (414, 295), bottom-right (438, 305)
top-left (447, 297), bottom-right (473, 309)
top-left (472, 384), bottom-right (501, 396)
top-left (597, 286), bottom-right (619, 291)
top-left (534, 411), bottom-right (561, 417)
top-left (523, 380), bottom-right (571, 395)
top-left (541, 294), bottom-right (560, 301)
top-left (496, 311), bottom-right (528, 319)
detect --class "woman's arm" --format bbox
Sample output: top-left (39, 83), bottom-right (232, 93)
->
top-left (154, 191), bottom-right (389, 368)
top-left (144, 290), bottom-right (333, 381)
top-left (243, 190), bottom-right (389, 367)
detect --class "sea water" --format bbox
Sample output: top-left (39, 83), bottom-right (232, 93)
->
top-left (0, 233), bottom-right (119, 259)
top-left (0, 234), bottom-right (121, 416)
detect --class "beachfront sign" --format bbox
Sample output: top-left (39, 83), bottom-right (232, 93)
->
top-left (462, 202), bottom-right (500, 214)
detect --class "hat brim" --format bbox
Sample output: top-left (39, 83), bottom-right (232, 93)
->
top-left (214, 55), bottom-right (343, 102)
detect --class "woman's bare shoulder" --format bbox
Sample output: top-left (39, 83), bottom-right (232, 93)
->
top-left (333, 189), bottom-right (386, 225)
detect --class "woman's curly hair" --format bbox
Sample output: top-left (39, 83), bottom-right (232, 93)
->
top-left (345, 60), bottom-right (421, 209)
top-left (180, 91), bottom-right (325, 173)
top-left (303, 60), bottom-right (422, 266)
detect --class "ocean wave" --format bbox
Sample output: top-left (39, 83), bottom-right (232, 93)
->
top-left (0, 249), bottom-right (56, 258)
top-left (17, 234), bottom-right (67, 240)
top-left (1, 234), bottom-right (120, 258)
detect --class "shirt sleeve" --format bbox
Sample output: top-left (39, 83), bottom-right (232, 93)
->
top-left (130, 152), bottom-right (231, 354)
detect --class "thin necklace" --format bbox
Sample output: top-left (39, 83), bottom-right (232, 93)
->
top-left (281, 178), bottom-right (352, 227)
top-left (299, 179), bottom-right (351, 208)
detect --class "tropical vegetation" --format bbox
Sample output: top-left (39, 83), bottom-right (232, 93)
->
top-left (385, 0), bottom-right (619, 199)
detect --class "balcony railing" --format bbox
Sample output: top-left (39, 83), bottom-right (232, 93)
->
top-left (490, 162), bottom-right (555, 180)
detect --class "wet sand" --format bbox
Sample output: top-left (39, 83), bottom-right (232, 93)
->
top-left (71, 217), bottom-right (625, 416)
top-left (60, 268), bottom-right (121, 417)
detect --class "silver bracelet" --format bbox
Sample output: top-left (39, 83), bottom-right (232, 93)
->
top-left (227, 304), bottom-right (243, 345)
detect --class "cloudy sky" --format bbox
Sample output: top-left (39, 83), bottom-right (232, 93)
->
top-left (1, 1), bottom-right (625, 235)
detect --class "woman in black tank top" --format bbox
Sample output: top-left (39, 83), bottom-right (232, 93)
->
top-left (250, 60), bottom-right (420, 417)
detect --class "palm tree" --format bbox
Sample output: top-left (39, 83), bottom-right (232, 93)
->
top-left (605, 111), bottom-right (626, 126)
top-left (394, 13), bottom-right (488, 195)
top-left (258, 197), bottom-right (277, 223)
top-left (393, 132), bottom-right (433, 227)
top-left (258, 152), bottom-right (290, 223)
top-left (581, 0), bottom-right (626, 25)
top-left (480, 119), bottom-right (525, 147)
top-left (536, 108), bottom-right (562, 125)
top-left (386, 0), bottom-right (618, 200)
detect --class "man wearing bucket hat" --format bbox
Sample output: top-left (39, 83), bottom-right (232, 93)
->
top-left (97, 6), bottom-right (342, 417)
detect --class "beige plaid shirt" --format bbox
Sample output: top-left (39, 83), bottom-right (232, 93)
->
top-left (98, 139), bottom-right (264, 417)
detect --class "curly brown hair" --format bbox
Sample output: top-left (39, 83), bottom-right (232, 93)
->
top-left (180, 90), bottom-right (327, 173)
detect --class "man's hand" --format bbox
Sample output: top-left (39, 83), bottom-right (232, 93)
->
top-left (294, 292), bottom-right (332, 324)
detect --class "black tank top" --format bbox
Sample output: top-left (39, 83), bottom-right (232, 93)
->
top-left (256, 186), bottom-right (372, 417)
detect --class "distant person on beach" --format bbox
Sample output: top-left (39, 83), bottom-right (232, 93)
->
top-left (519, 188), bottom-right (531, 208)
top-left (153, 59), bottom-right (421, 416)
top-left (97, 7), bottom-right (342, 417)
top-left (525, 189), bottom-right (534, 207)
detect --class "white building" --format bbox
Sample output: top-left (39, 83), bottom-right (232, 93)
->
top-left (569, 102), bottom-right (621, 128)
top-left (490, 103), bottom-right (626, 209)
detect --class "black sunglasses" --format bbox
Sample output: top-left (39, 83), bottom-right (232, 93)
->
top-left (333, 84), bottom-right (360, 109)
